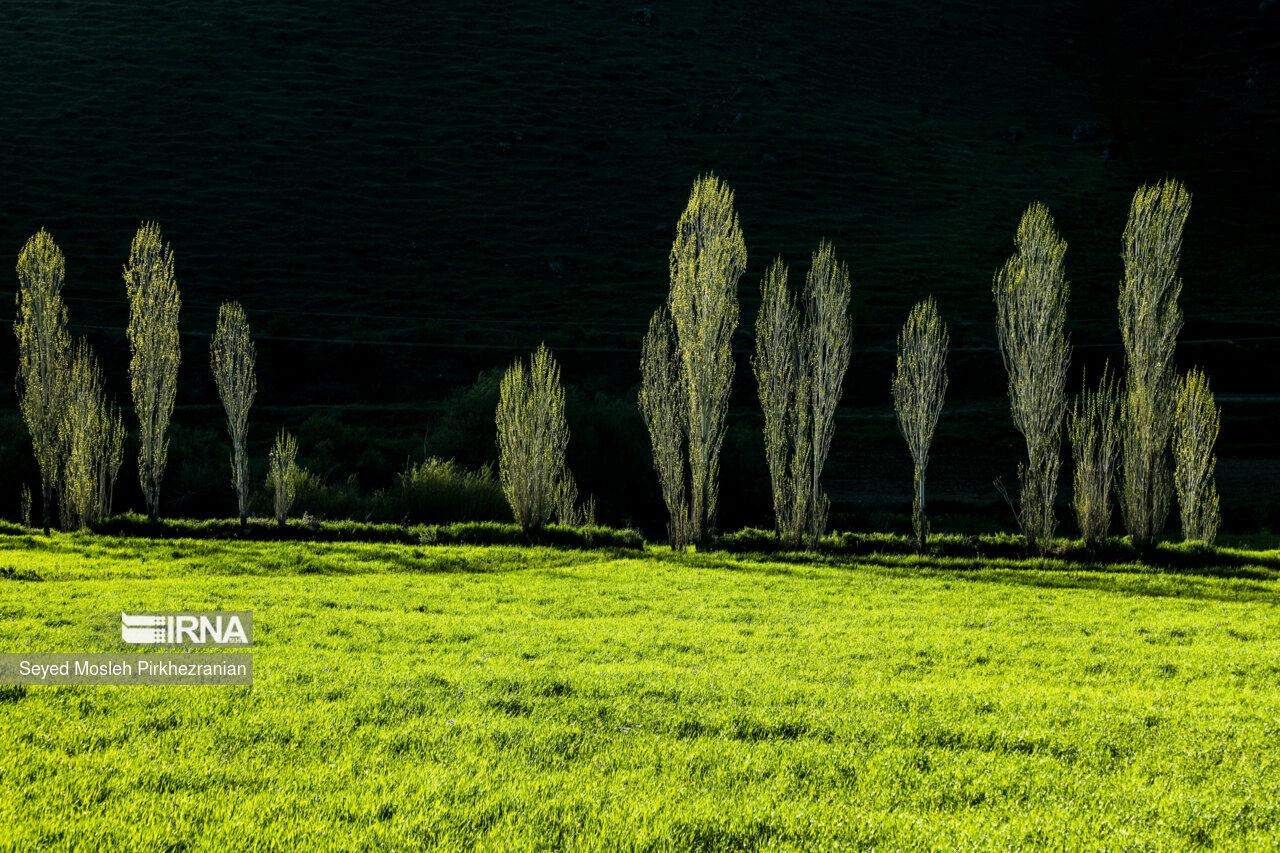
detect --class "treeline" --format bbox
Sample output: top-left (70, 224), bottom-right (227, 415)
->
top-left (490, 174), bottom-right (1222, 553)
top-left (10, 176), bottom-right (1224, 552)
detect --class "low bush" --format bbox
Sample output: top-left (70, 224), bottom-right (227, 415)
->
top-left (392, 458), bottom-right (508, 524)
top-left (254, 457), bottom-right (510, 526)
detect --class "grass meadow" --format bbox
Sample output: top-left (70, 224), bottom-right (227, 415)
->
top-left (0, 532), bottom-right (1278, 849)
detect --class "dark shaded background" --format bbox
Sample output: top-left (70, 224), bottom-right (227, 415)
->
top-left (0, 0), bottom-right (1277, 535)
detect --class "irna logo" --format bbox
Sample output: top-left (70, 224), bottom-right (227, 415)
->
top-left (121, 611), bottom-right (253, 647)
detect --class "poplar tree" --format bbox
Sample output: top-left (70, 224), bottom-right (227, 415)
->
top-left (1068, 363), bottom-right (1121, 547)
top-left (801, 241), bottom-right (852, 546)
top-left (496, 343), bottom-right (570, 531)
top-left (752, 245), bottom-right (851, 548)
top-left (640, 307), bottom-right (691, 549)
top-left (1173, 367), bottom-right (1220, 545)
top-left (98, 402), bottom-right (125, 520)
top-left (62, 340), bottom-right (118, 529)
top-left (1118, 179), bottom-right (1190, 549)
top-left (892, 298), bottom-right (948, 551)
top-left (14, 229), bottom-right (70, 535)
top-left (753, 257), bottom-right (804, 544)
top-left (211, 301), bottom-right (257, 526)
top-left (124, 222), bottom-right (181, 521)
top-left (994, 203), bottom-right (1071, 554)
top-left (642, 173), bottom-right (745, 547)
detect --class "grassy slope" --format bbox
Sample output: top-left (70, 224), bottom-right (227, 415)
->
top-left (1, 534), bottom-right (1279, 849)
top-left (0, 1), bottom-right (1271, 395)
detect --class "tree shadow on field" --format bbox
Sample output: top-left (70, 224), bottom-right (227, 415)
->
top-left (641, 547), bottom-right (800, 577)
top-left (801, 552), bottom-right (1277, 604)
top-left (700, 530), bottom-right (1280, 603)
top-left (360, 545), bottom-right (632, 575)
top-left (715, 529), bottom-right (1280, 574)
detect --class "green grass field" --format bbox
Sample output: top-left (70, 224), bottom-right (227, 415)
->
top-left (2, 532), bottom-right (1279, 850)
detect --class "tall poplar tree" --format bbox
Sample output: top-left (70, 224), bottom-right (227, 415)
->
top-left (753, 257), bottom-right (803, 543)
top-left (994, 203), bottom-right (1071, 554)
top-left (211, 301), bottom-right (257, 526)
top-left (14, 229), bottom-right (70, 535)
top-left (752, 244), bottom-right (852, 549)
top-left (801, 241), bottom-right (852, 546)
top-left (642, 173), bottom-right (745, 547)
top-left (1118, 179), bottom-right (1190, 549)
top-left (892, 298), bottom-right (948, 551)
top-left (639, 307), bottom-right (690, 549)
top-left (124, 222), bottom-right (180, 521)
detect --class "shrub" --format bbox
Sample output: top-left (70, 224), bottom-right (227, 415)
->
top-left (297, 412), bottom-right (405, 489)
top-left (553, 470), bottom-right (595, 528)
top-left (422, 521), bottom-right (643, 550)
top-left (391, 458), bottom-right (508, 524)
top-left (423, 368), bottom-right (502, 471)
top-left (284, 467), bottom-right (360, 521)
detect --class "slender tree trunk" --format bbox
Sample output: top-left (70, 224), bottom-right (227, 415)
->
top-left (914, 466), bottom-right (927, 551)
top-left (236, 444), bottom-right (247, 526)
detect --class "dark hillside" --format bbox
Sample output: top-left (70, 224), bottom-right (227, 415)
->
top-left (0, 1), bottom-right (1275, 530)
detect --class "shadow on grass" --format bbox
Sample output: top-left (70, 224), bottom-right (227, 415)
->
top-left (652, 529), bottom-right (1280, 602)
top-left (714, 528), bottom-right (1280, 577)
top-left (851, 554), bottom-right (1278, 603)
top-left (6, 525), bottom-right (640, 578)
top-left (7, 518), bottom-right (1278, 599)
